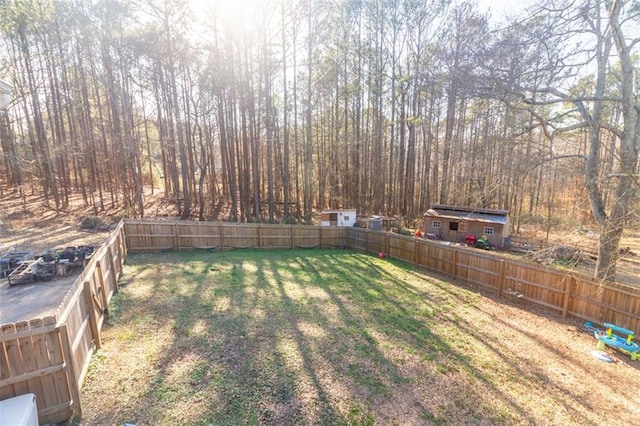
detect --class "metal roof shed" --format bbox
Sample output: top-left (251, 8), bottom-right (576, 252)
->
top-left (423, 205), bottom-right (510, 248)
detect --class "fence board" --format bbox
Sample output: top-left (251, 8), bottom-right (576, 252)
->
top-left (58, 324), bottom-right (81, 417)
top-left (28, 318), bottom-right (57, 417)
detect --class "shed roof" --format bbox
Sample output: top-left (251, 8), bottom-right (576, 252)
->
top-left (321, 209), bottom-right (356, 213)
top-left (424, 205), bottom-right (509, 225)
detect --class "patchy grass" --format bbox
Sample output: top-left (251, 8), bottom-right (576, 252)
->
top-left (81, 249), bottom-right (640, 425)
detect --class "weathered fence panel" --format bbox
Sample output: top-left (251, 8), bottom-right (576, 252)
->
top-left (347, 228), bottom-right (640, 332)
top-left (291, 226), bottom-right (320, 248)
top-left (0, 221), bottom-right (127, 423)
top-left (418, 241), bottom-right (456, 277)
top-left (0, 318), bottom-right (72, 424)
top-left (313, 226), bottom-right (348, 248)
top-left (456, 250), bottom-right (503, 293)
top-left (124, 220), bottom-right (350, 251)
top-left (388, 234), bottom-right (415, 263)
top-left (568, 278), bottom-right (640, 332)
top-left (124, 220), bottom-right (175, 250)
top-left (346, 228), bottom-right (389, 256)
top-left (503, 260), bottom-right (568, 312)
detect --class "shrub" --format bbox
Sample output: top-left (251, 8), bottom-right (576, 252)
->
top-left (80, 216), bottom-right (105, 230)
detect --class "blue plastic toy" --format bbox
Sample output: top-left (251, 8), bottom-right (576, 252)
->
top-left (586, 322), bottom-right (639, 361)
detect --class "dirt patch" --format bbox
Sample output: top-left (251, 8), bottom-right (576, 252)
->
top-left (510, 225), bottom-right (640, 286)
top-left (0, 193), bottom-right (109, 254)
top-left (0, 192), bottom-right (111, 323)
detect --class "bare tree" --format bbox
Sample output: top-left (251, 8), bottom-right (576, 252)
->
top-left (490, 0), bottom-right (639, 280)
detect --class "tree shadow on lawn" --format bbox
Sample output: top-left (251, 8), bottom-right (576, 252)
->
top-left (399, 265), bottom-right (640, 420)
top-left (100, 250), bottom-right (520, 424)
top-left (298, 254), bottom-right (536, 422)
top-left (90, 249), bottom-right (635, 425)
top-left (286, 253), bottom-right (636, 424)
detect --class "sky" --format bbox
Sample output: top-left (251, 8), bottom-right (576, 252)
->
top-left (475, 0), bottom-right (538, 22)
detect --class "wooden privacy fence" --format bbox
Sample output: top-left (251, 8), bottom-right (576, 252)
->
top-left (123, 220), bottom-right (348, 251)
top-left (0, 221), bottom-right (127, 424)
top-left (348, 227), bottom-right (640, 333)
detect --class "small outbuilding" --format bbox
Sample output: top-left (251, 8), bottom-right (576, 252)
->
top-left (356, 215), bottom-right (399, 231)
top-left (320, 209), bottom-right (357, 227)
top-left (423, 205), bottom-right (510, 248)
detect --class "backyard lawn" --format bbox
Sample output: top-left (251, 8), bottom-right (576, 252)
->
top-left (81, 249), bottom-right (639, 425)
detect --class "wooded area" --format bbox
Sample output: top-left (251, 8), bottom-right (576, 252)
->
top-left (0, 0), bottom-right (638, 280)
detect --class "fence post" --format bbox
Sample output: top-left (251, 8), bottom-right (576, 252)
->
top-left (219, 223), bottom-right (224, 251)
top-left (94, 262), bottom-right (109, 320)
top-left (414, 239), bottom-right (419, 265)
top-left (319, 227), bottom-right (323, 248)
top-left (43, 316), bottom-right (71, 421)
top-left (174, 222), bottom-right (181, 251)
top-left (386, 233), bottom-right (390, 256)
top-left (562, 275), bottom-right (574, 319)
top-left (119, 222), bottom-right (128, 260)
top-left (290, 224), bottom-right (295, 248)
top-left (452, 249), bottom-right (458, 278)
top-left (366, 229), bottom-right (371, 254)
top-left (498, 260), bottom-right (506, 297)
top-left (83, 280), bottom-right (101, 350)
top-left (107, 245), bottom-right (118, 294)
top-left (258, 224), bottom-right (262, 248)
top-left (58, 324), bottom-right (82, 418)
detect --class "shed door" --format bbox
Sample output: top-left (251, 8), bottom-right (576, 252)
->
top-left (447, 221), bottom-right (459, 241)
top-left (329, 213), bottom-right (338, 226)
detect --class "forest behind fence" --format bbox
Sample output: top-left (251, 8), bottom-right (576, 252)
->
top-left (1, 220), bottom-right (638, 424)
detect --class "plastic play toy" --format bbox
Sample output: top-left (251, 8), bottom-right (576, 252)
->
top-left (590, 350), bottom-right (613, 363)
top-left (475, 235), bottom-right (490, 250)
top-left (587, 322), bottom-right (639, 361)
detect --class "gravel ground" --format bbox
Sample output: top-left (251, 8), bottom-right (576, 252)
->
top-left (0, 274), bottom-right (79, 323)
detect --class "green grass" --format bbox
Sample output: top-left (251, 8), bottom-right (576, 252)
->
top-left (81, 248), bottom-right (636, 425)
